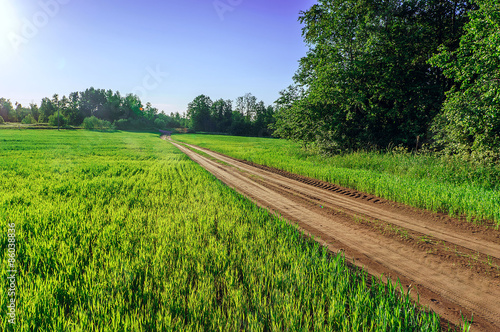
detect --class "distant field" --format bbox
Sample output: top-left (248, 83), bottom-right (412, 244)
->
top-left (173, 134), bottom-right (500, 227)
top-left (0, 130), bottom-right (439, 330)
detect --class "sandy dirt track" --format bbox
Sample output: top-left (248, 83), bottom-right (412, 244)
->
top-left (167, 138), bottom-right (500, 331)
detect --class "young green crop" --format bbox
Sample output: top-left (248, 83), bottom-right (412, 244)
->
top-left (173, 134), bottom-right (500, 228)
top-left (1, 130), bottom-right (440, 330)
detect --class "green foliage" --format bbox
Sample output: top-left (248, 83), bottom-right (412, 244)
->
top-left (48, 113), bottom-right (68, 127)
top-left (429, 0), bottom-right (500, 160)
top-left (82, 116), bottom-right (114, 130)
top-left (211, 98), bottom-right (233, 132)
top-left (0, 98), bottom-right (14, 122)
top-left (0, 130), bottom-right (440, 330)
top-left (188, 94), bottom-right (213, 131)
top-left (174, 135), bottom-right (500, 227)
top-left (21, 114), bottom-right (36, 125)
top-left (39, 95), bottom-right (59, 123)
top-left (0, 115), bottom-right (4, 124)
top-left (3, 88), bottom-right (189, 131)
top-left (274, 0), bottom-right (471, 152)
top-left (154, 118), bottom-right (166, 129)
top-left (187, 94), bottom-right (275, 136)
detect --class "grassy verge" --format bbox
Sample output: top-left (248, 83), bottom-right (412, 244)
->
top-left (173, 134), bottom-right (500, 228)
top-left (0, 130), bottom-right (440, 330)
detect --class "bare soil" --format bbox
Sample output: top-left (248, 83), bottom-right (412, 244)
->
top-left (167, 137), bottom-right (500, 331)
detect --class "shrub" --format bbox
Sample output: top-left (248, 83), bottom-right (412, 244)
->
top-left (113, 118), bottom-right (155, 130)
top-left (154, 118), bottom-right (166, 129)
top-left (83, 116), bottom-right (114, 130)
top-left (113, 119), bottom-right (131, 130)
top-left (0, 115), bottom-right (4, 124)
top-left (48, 114), bottom-right (68, 127)
top-left (21, 114), bottom-right (36, 124)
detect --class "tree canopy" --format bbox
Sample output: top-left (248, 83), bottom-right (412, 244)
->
top-left (274, 0), bottom-right (472, 152)
top-left (1, 88), bottom-right (187, 130)
top-left (186, 93), bottom-right (275, 137)
top-left (430, 0), bottom-right (500, 160)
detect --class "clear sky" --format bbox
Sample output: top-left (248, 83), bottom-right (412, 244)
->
top-left (0, 0), bottom-right (316, 114)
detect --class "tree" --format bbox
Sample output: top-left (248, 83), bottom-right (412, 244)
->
top-left (21, 114), bottom-right (36, 124)
top-left (15, 104), bottom-right (31, 122)
top-left (0, 98), bottom-right (14, 122)
top-left (235, 93), bottom-right (258, 121)
top-left (211, 99), bottom-right (233, 132)
top-left (48, 113), bottom-right (67, 127)
top-left (39, 97), bottom-right (58, 123)
top-left (229, 111), bottom-right (251, 136)
top-left (429, 0), bottom-right (500, 159)
top-left (63, 92), bottom-right (82, 125)
top-left (79, 88), bottom-right (107, 119)
top-left (187, 95), bottom-right (213, 132)
top-left (104, 90), bottom-right (123, 122)
top-left (274, 0), bottom-right (471, 152)
top-left (254, 103), bottom-right (275, 137)
top-left (144, 102), bottom-right (158, 120)
top-left (30, 103), bottom-right (40, 122)
top-left (121, 94), bottom-right (143, 119)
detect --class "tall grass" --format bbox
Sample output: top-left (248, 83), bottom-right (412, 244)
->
top-left (173, 134), bottom-right (500, 227)
top-left (0, 130), bottom-right (440, 330)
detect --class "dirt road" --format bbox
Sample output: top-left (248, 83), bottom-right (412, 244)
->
top-left (168, 138), bottom-right (500, 331)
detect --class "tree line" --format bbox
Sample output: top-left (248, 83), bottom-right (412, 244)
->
top-left (187, 93), bottom-right (275, 137)
top-left (273, 0), bottom-right (499, 160)
top-left (0, 90), bottom-right (275, 137)
top-left (0, 88), bottom-right (187, 130)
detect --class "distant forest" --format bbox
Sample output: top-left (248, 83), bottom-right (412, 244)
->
top-left (0, 88), bottom-right (188, 131)
top-left (0, 89), bottom-right (275, 137)
top-left (1, 0), bottom-right (499, 159)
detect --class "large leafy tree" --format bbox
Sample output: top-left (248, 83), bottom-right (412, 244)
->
top-left (211, 99), bottom-right (233, 132)
top-left (187, 95), bottom-right (213, 132)
top-left (430, 0), bottom-right (500, 158)
top-left (235, 93), bottom-right (258, 121)
top-left (0, 98), bottom-right (14, 122)
top-left (39, 95), bottom-right (59, 123)
top-left (274, 0), bottom-right (471, 152)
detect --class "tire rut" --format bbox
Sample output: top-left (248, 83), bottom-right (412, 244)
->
top-left (170, 139), bottom-right (500, 331)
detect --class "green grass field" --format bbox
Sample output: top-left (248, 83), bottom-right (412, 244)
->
top-left (173, 134), bottom-right (500, 228)
top-left (0, 130), bottom-right (441, 331)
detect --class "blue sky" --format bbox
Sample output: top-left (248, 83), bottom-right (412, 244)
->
top-left (0, 0), bottom-right (316, 114)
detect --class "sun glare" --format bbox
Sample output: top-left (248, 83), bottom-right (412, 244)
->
top-left (0, 0), bottom-right (20, 60)
top-left (0, 0), bottom-right (18, 34)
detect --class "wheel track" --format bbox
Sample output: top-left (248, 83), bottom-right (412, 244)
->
top-left (169, 139), bottom-right (500, 331)
top-left (183, 142), bottom-right (500, 260)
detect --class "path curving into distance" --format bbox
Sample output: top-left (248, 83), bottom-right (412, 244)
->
top-left (167, 137), bottom-right (500, 331)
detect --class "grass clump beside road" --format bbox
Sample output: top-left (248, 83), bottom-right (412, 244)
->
top-left (173, 134), bottom-right (500, 228)
top-left (0, 130), bottom-right (440, 331)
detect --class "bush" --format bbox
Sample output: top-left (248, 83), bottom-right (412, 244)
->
top-left (83, 116), bottom-right (114, 130)
top-left (48, 114), bottom-right (68, 127)
top-left (21, 114), bottom-right (36, 124)
top-left (0, 115), bottom-right (4, 124)
top-left (154, 118), bottom-right (166, 129)
top-left (113, 118), bottom-right (154, 130)
top-left (113, 119), bottom-right (131, 130)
